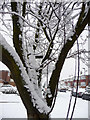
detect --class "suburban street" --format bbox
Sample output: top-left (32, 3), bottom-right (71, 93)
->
top-left (0, 91), bottom-right (88, 119)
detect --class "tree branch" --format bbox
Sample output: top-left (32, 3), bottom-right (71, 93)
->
top-left (0, 33), bottom-right (50, 116)
top-left (46, 2), bottom-right (90, 107)
top-left (0, 11), bottom-right (40, 29)
top-left (0, 33), bottom-right (38, 115)
top-left (11, 2), bottom-right (28, 70)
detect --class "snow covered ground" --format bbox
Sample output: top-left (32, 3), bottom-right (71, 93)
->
top-left (0, 93), bottom-right (27, 119)
top-left (51, 91), bottom-right (88, 118)
top-left (0, 91), bottom-right (88, 119)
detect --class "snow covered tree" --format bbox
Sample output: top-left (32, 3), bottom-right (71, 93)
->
top-left (0, 0), bottom-right (90, 119)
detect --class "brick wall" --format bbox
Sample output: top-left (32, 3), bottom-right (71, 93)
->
top-left (60, 75), bottom-right (90, 88)
top-left (0, 70), bottom-right (16, 86)
top-left (0, 70), bottom-right (10, 83)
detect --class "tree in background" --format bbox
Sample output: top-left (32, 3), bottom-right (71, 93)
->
top-left (0, 0), bottom-right (90, 119)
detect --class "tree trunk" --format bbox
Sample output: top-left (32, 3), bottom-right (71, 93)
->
top-left (27, 112), bottom-right (39, 120)
top-left (27, 112), bottom-right (49, 120)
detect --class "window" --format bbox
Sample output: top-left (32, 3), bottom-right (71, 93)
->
top-left (74, 82), bottom-right (76, 86)
top-left (81, 82), bottom-right (86, 86)
top-left (68, 83), bottom-right (71, 86)
top-left (80, 76), bottom-right (86, 80)
top-left (88, 82), bottom-right (90, 86)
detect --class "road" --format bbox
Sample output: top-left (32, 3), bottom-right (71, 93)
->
top-left (0, 91), bottom-right (88, 119)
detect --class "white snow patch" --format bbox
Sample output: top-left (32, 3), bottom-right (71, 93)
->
top-left (51, 91), bottom-right (88, 118)
top-left (67, 31), bottom-right (74, 41)
top-left (0, 92), bottom-right (88, 118)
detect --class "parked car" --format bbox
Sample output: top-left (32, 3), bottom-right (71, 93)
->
top-left (59, 88), bottom-right (67, 92)
top-left (82, 92), bottom-right (90, 101)
top-left (68, 87), bottom-right (72, 91)
top-left (72, 91), bottom-right (83, 98)
top-left (82, 86), bottom-right (90, 101)
top-left (85, 86), bottom-right (90, 93)
top-left (0, 84), bottom-right (18, 94)
top-left (72, 88), bottom-right (85, 98)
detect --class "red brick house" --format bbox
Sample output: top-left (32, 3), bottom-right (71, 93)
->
top-left (79, 75), bottom-right (90, 88)
top-left (61, 75), bottom-right (90, 88)
top-left (0, 70), bottom-right (15, 86)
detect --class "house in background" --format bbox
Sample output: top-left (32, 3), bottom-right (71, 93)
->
top-left (0, 70), bottom-right (15, 86)
top-left (59, 75), bottom-right (90, 89)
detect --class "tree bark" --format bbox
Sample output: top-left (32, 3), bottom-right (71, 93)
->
top-left (27, 112), bottom-right (49, 120)
top-left (0, 33), bottom-right (50, 120)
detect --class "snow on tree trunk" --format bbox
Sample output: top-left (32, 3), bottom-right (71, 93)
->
top-left (0, 33), bottom-right (50, 116)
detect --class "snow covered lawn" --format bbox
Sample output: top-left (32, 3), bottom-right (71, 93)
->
top-left (51, 91), bottom-right (88, 118)
top-left (0, 91), bottom-right (88, 119)
top-left (0, 93), bottom-right (27, 119)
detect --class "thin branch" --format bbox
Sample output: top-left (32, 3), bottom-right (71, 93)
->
top-left (0, 11), bottom-right (42, 30)
top-left (67, 50), bottom-right (90, 58)
top-left (46, 2), bottom-right (90, 107)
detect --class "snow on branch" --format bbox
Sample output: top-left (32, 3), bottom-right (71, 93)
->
top-left (0, 33), bottom-right (50, 114)
top-left (0, 11), bottom-right (42, 30)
